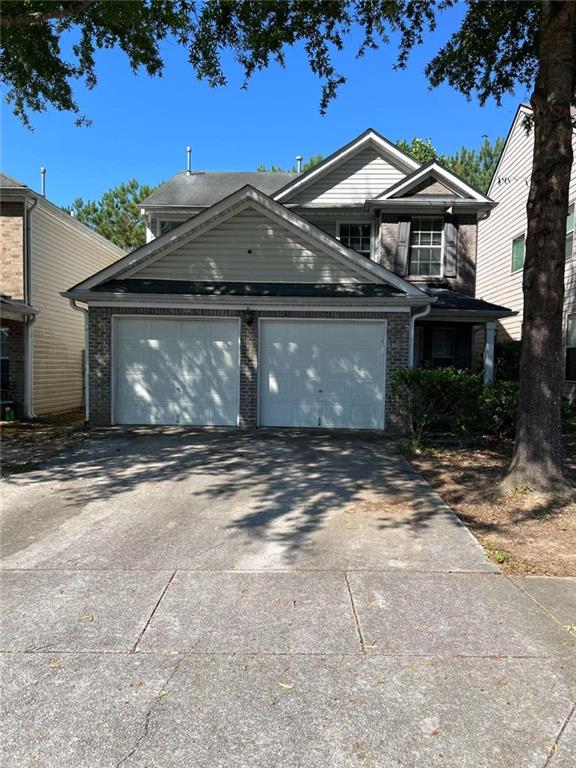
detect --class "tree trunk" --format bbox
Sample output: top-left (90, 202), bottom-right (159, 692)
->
top-left (502, 0), bottom-right (575, 493)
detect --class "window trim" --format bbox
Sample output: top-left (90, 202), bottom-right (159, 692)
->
top-left (408, 216), bottom-right (444, 279)
top-left (510, 232), bottom-right (526, 274)
top-left (566, 202), bottom-right (574, 262)
top-left (566, 313), bottom-right (576, 383)
top-left (335, 221), bottom-right (374, 259)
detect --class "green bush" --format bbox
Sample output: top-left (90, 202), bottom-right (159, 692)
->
top-left (482, 379), bottom-right (518, 438)
top-left (392, 367), bottom-right (483, 446)
top-left (495, 340), bottom-right (522, 381)
top-left (393, 367), bottom-right (574, 445)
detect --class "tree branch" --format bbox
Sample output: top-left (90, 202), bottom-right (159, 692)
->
top-left (0, 1), bottom-right (95, 30)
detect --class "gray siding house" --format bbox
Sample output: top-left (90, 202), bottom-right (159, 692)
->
top-left (477, 104), bottom-right (576, 398)
top-left (65, 129), bottom-right (513, 431)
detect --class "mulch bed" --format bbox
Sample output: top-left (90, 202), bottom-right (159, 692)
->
top-left (0, 411), bottom-right (88, 476)
top-left (410, 437), bottom-right (576, 576)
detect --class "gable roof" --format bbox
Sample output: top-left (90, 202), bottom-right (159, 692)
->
top-left (66, 185), bottom-right (429, 301)
top-left (140, 171), bottom-right (299, 210)
top-left (272, 129), bottom-right (419, 203)
top-left (373, 161), bottom-right (493, 203)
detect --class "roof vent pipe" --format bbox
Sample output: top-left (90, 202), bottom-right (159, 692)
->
top-left (186, 146), bottom-right (192, 175)
top-left (40, 167), bottom-right (46, 196)
top-left (296, 155), bottom-right (303, 173)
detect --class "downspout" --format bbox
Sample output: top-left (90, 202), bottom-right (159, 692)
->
top-left (408, 304), bottom-right (431, 367)
top-left (23, 195), bottom-right (38, 418)
top-left (69, 299), bottom-right (90, 423)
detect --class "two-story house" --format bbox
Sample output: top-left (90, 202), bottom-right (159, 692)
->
top-left (0, 173), bottom-right (125, 419)
top-left (477, 104), bottom-right (576, 399)
top-left (65, 129), bottom-right (513, 431)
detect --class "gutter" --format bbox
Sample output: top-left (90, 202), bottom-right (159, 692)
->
top-left (62, 291), bottom-right (433, 308)
top-left (408, 304), bottom-right (432, 367)
top-left (68, 299), bottom-right (90, 423)
top-left (23, 194), bottom-right (38, 419)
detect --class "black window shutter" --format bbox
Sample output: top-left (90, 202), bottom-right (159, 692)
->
top-left (444, 217), bottom-right (458, 277)
top-left (395, 218), bottom-right (411, 276)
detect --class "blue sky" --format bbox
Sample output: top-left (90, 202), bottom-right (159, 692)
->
top-left (1, 4), bottom-right (528, 208)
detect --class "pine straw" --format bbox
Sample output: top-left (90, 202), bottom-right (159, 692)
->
top-left (410, 438), bottom-right (576, 576)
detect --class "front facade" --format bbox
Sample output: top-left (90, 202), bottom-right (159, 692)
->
top-left (477, 105), bottom-right (576, 397)
top-left (66, 130), bottom-right (513, 431)
top-left (0, 173), bottom-right (125, 418)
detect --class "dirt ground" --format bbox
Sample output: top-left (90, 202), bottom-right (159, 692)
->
top-left (410, 438), bottom-right (576, 576)
top-left (0, 411), bottom-right (87, 476)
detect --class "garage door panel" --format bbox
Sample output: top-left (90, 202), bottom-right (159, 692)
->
top-left (115, 318), bottom-right (239, 426)
top-left (260, 320), bottom-right (385, 430)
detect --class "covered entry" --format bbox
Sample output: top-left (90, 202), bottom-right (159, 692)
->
top-left (259, 319), bottom-right (386, 429)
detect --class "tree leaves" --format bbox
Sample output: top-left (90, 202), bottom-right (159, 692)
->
top-left (66, 179), bottom-right (158, 249)
top-left (1, 1), bottom-right (539, 128)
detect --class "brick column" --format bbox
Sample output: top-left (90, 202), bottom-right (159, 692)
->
top-left (239, 314), bottom-right (258, 428)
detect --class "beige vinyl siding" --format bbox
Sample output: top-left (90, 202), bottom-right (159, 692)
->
top-left (285, 148), bottom-right (405, 206)
top-left (136, 206), bottom-right (367, 283)
top-left (30, 203), bottom-right (123, 415)
top-left (477, 109), bottom-right (576, 342)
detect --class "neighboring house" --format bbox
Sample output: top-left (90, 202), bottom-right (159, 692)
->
top-left (0, 173), bottom-right (125, 418)
top-left (65, 129), bottom-right (513, 431)
top-left (477, 104), bottom-right (576, 398)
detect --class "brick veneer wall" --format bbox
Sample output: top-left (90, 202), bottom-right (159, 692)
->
top-left (0, 202), bottom-right (25, 301)
top-left (88, 306), bottom-right (410, 432)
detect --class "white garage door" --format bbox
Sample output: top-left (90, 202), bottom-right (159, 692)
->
top-left (114, 318), bottom-right (240, 425)
top-left (259, 320), bottom-right (386, 429)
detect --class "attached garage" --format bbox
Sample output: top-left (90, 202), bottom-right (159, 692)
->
top-left (259, 320), bottom-right (387, 429)
top-left (113, 317), bottom-right (240, 426)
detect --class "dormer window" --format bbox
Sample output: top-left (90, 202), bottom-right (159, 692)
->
top-left (408, 217), bottom-right (443, 277)
top-left (337, 222), bottom-right (372, 258)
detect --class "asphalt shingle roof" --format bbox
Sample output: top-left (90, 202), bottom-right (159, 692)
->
top-left (140, 171), bottom-right (300, 209)
top-left (0, 172), bottom-right (28, 189)
top-left (424, 287), bottom-right (513, 314)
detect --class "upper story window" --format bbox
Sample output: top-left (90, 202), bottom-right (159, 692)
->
top-left (511, 234), bottom-right (525, 273)
top-left (337, 223), bottom-right (372, 258)
top-left (409, 217), bottom-right (443, 277)
top-left (566, 203), bottom-right (574, 262)
top-left (566, 314), bottom-right (576, 382)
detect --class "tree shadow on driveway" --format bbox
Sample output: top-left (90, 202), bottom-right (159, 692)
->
top-left (1, 428), bottom-right (470, 566)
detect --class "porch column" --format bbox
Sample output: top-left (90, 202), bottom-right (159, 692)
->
top-left (483, 321), bottom-right (496, 383)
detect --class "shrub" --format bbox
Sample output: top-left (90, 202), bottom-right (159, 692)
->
top-left (394, 368), bottom-right (574, 445)
top-left (481, 380), bottom-right (518, 438)
top-left (495, 340), bottom-right (522, 381)
top-left (392, 367), bottom-right (483, 446)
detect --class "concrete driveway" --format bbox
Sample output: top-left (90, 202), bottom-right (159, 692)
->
top-left (1, 430), bottom-right (574, 767)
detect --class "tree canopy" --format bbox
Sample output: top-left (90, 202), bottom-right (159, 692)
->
top-left (67, 179), bottom-right (157, 250)
top-left (397, 136), bottom-right (505, 192)
top-left (1, 1), bottom-right (545, 129)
